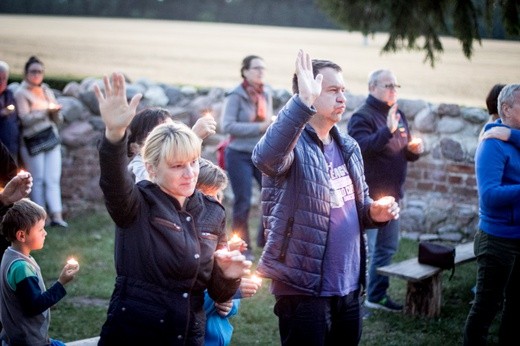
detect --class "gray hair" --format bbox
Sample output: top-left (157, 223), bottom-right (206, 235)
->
top-left (368, 69), bottom-right (391, 88)
top-left (498, 84), bottom-right (520, 118)
top-left (0, 61), bottom-right (9, 73)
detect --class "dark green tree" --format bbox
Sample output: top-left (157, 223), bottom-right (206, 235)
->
top-left (318, 0), bottom-right (519, 66)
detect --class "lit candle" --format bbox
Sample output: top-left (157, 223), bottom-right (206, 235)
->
top-left (271, 115), bottom-right (277, 122)
top-left (410, 137), bottom-right (422, 146)
top-left (377, 196), bottom-right (395, 207)
top-left (18, 169), bottom-right (27, 175)
top-left (6, 104), bottom-right (15, 111)
top-left (204, 111), bottom-right (213, 118)
top-left (67, 258), bottom-right (79, 266)
top-left (48, 102), bottom-right (57, 110)
top-left (229, 233), bottom-right (242, 244)
top-left (227, 233), bottom-right (243, 251)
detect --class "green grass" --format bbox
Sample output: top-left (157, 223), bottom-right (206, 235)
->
top-left (36, 208), bottom-right (500, 345)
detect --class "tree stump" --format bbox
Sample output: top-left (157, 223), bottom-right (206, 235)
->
top-left (404, 274), bottom-right (442, 317)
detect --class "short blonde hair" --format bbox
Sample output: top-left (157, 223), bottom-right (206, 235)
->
top-left (142, 122), bottom-right (201, 169)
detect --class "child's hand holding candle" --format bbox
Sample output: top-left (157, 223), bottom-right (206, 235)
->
top-left (59, 257), bottom-right (80, 285)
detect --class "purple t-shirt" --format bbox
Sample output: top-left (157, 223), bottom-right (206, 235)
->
top-left (321, 140), bottom-right (360, 296)
top-left (270, 139), bottom-right (361, 297)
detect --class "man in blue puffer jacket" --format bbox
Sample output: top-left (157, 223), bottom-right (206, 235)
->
top-left (252, 50), bottom-right (400, 346)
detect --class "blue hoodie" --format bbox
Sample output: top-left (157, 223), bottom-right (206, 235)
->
top-left (476, 119), bottom-right (520, 238)
top-left (203, 290), bottom-right (240, 346)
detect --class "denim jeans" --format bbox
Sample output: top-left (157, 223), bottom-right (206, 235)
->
top-left (463, 230), bottom-right (520, 346)
top-left (274, 290), bottom-right (362, 346)
top-left (20, 144), bottom-right (63, 214)
top-left (224, 148), bottom-right (263, 247)
top-left (366, 219), bottom-right (400, 302)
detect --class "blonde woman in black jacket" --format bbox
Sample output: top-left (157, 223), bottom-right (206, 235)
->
top-left (94, 73), bottom-right (251, 345)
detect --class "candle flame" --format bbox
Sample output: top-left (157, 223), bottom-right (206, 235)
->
top-left (67, 258), bottom-right (78, 266)
top-left (230, 233), bottom-right (241, 243)
top-left (410, 137), bottom-right (422, 145)
top-left (377, 196), bottom-right (394, 206)
top-left (48, 102), bottom-right (57, 110)
top-left (6, 104), bottom-right (15, 111)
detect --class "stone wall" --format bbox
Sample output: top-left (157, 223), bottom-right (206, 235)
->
top-left (16, 77), bottom-right (488, 242)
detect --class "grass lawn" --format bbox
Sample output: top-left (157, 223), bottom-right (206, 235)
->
top-left (34, 207), bottom-right (501, 345)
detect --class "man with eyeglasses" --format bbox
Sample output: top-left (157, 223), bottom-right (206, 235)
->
top-left (347, 69), bottom-right (423, 314)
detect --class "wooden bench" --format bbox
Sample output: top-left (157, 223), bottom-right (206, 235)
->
top-left (377, 241), bottom-right (475, 318)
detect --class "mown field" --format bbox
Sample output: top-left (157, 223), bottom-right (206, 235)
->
top-left (1, 14), bottom-right (519, 107)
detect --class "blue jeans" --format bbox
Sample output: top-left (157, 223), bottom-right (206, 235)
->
top-left (224, 148), bottom-right (263, 247)
top-left (463, 230), bottom-right (520, 346)
top-left (366, 219), bottom-right (400, 302)
top-left (274, 290), bottom-right (362, 346)
top-left (20, 143), bottom-right (63, 215)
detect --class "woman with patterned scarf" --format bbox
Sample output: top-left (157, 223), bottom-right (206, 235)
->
top-left (220, 55), bottom-right (273, 259)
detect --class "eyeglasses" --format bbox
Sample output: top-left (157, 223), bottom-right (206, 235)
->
top-left (379, 83), bottom-right (401, 90)
top-left (28, 69), bottom-right (44, 75)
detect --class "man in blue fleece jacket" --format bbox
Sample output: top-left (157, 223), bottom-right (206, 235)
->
top-left (464, 83), bottom-right (520, 345)
top-left (347, 70), bottom-right (423, 312)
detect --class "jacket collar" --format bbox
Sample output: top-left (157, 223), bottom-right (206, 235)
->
top-left (366, 94), bottom-right (392, 113)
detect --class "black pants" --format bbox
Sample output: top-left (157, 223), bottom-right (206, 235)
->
top-left (274, 290), bottom-right (362, 346)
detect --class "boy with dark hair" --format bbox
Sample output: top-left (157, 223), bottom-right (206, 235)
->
top-left (0, 198), bottom-right (79, 346)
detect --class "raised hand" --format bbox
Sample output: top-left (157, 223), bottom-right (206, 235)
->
top-left (387, 104), bottom-right (400, 133)
top-left (93, 72), bottom-right (142, 143)
top-left (192, 113), bottom-right (217, 140)
top-left (295, 49), bottom-right (323, 108)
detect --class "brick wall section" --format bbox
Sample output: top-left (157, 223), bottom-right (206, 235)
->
top-left (405, 160), bottom-right (478, 204)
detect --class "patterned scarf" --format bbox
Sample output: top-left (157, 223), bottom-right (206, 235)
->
top-left (242, 79), bottom-right (266, 122)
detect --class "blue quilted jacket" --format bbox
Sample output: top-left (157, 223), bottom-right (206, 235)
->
top-left (252, 95), bottom-right (380, 296)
